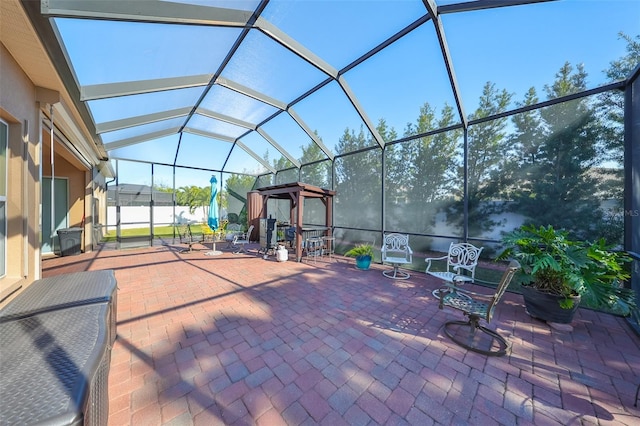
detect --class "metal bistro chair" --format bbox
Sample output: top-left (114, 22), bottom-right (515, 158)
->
top-left (381, 233), bottom-right (413, 279)
top-left (177, 223), bottom-right (197, 253)
top-left (225, 223), bottom-right (243, 248)
top-left (426, 242), bottom-right (484, 298)
top-left (232, 225), bottom-right (254, 254)
top-left (436, 261), bottom-right (519, 356)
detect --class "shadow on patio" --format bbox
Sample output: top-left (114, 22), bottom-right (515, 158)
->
top-left (42, 241), bottom-right (640, 425)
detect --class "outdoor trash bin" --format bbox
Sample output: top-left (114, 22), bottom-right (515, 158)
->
top-left (57, 227), bottom-right (82, 256)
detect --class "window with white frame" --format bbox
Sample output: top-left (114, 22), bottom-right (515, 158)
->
top-left (0, 120), bottom-right (6, 277)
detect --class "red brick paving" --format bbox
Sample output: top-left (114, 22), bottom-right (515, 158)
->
top-left (41, 241), bottom-right (640, 425)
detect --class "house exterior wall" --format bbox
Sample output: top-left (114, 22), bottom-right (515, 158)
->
top-left (0, 35), bottom-right (109, 307)
top-left (42, 137), bottom-right (88, 248)
top-left (0, 43), bottom-right (41, 303)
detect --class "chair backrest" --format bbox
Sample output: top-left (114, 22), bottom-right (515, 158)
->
top-left (226, 223), bottom-right (242, 243)
top-left (226, 223), bottom-right (242, 234)
top-left (447, 242), bottom-right (483, 278)
top-left (285, 226), bottom-right (296, 242)
top-left (242, 225), bottom-right (255, 242)
top-left (485, 263), bottom-right (519, 322)
top-left (382, 233), bottom-right (409, 252)
top-left (177, 223), bottom-right (194, 243)
top-left (381, 233), bottom-right (411, 260)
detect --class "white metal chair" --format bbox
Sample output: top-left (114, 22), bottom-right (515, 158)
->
top-left (225, 223), bottom-right (243, 248)
top-left (436, 261), bottom-right (519, 356)
top-left (232, 225), bottom-right (254, 254)
top-left (381, 233), bottom-right (413, 279)
top-left (426, 242), bottom-right (483, 297)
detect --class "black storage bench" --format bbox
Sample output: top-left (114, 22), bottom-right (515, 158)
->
top-left (0, 270), bottom-right (117, 426)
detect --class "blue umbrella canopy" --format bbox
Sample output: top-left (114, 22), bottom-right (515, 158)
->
top-left (208, 176), bottom-right (219, 231)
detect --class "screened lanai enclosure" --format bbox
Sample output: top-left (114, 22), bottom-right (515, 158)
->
top-left (24, 1), bottom-right (640, 321)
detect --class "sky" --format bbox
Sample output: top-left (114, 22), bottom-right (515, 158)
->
top-left (53, 0), bottom-right (640, 189)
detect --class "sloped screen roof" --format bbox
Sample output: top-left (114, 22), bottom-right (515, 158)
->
top-left (31, 0), bottom-right (640, 176)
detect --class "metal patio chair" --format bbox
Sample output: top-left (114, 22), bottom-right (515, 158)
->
top-left (381, 233), bottom-right (413, 279)
top-left (232, 225), bottom-right (254, 254)
top-left (436, 261), bottom-right (519, 356)
top-left (177, 223), bottom-right (197, 253)
top-left (426, 242), bottom-right (484, 298)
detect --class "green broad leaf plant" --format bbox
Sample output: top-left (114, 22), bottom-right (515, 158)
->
top-left (496, 224), bottom-right (635, 315)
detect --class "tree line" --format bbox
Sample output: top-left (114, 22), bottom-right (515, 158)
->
top-left (163, 33), bottom-right (639, 242)
top-left (330, 32), bottom-right (639, 244)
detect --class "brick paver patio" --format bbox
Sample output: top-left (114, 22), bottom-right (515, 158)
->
top-left (42, 240), bottom-right (640, 425)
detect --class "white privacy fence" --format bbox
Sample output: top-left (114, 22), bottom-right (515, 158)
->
top-left (108, 201), bottom-right (619, 245)
top-left (107, 204), bottom-right (524, 242)
top-left (106, 206), bottom-right (227, 229)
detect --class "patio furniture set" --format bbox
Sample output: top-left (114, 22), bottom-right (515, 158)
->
top-left (179, 224), bottom-right (516, 356)
top-left (303, 235), bottom-right (336, 263)
top-left (176, 222), bottom-right (253, 255)
top-left (379, 235), bottom-right (517, 356)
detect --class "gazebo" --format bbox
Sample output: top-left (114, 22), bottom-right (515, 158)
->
top-left (248, 182), bottom-right (336, 261)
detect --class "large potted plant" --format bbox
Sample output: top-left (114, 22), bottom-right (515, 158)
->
top-left (496, 224), bottom-right (634, 324)
top-left (345, 244), bottom-right (374, 270)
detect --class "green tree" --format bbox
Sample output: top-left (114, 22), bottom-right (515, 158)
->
top-left (509, 62), bottom-right (606, 240)
top-left (152, 183), bottom-right (174, 193)
top-left (407, 103), bottom-right (459, 203)
top-left (388, 103), bottom-right (460, 232)
top-left (448, 82), bottom-right (513, 237)
top-left (598, 32), bottom-right (640, 165)
top-left (300, 132), bottom-right (330, 188)
top-left (510, 88), bottom-right (544, 167)
top-left (334, 126), bottom-right (382, 229)
top-left (176, 185), bottom-right (210, 217)
top-left (500, 87), bottom-right (544, 201)
top-left (271, 154), bottom-right (293, 172)
top-left (225, 174), bottom-right (256, 227)
top-left (595, 32), bottom-right (640, 243)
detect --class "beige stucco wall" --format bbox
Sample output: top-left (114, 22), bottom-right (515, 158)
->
top-left (0, 43), bottom-right (41, 303)
top-left (0, 1), bottom-right (112, 308)
top-left (42, 135), bottom-right (88, 247)
top-left (0, 43), bottom-right (105, 307)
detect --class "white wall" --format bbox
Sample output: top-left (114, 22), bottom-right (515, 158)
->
top-left (107, 206), bottom-right (209, 229)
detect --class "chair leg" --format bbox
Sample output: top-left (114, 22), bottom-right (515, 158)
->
top-left (179, 242), bottom-right (194, 254)
top-left (383, 264), bottom-right (410, 280)
top-left (442, 316), bottom-right (509, 356)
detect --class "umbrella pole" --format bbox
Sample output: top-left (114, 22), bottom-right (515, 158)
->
top-left (205, 175), bottom-right (222, 256)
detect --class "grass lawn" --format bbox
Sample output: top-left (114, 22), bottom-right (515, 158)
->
top-left (102, 225), bottom-right (193, 242)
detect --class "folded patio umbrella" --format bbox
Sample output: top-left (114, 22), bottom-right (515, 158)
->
top-left (208, 175), bottom-right (219, 231)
